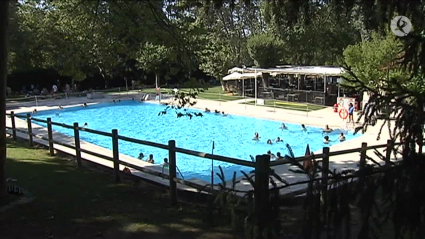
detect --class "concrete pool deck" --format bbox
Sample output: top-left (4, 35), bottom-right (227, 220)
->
top-left (6, 93), bottom-right (400, 196)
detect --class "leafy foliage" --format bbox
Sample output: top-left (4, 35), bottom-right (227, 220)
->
top-left (247, 33), bottom-right (285, 68)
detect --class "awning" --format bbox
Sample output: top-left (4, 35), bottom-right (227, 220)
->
top-left (223, 72), bottom-right (262, 81)
top-left (222, 72), bottom-right (243, 81)
top-left (228, 66), bottom-right (344, 77)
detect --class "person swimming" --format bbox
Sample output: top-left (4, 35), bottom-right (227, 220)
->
top-left (58, 106), bottom-right (63, 110)
top-left (279, 123), bottom-right (287, 130)
top-left (147, 154), bottom-right (155, 164)
top-left (253, 132), bottom-right (260, 141)
top-left (301, 124), bottom-right (307, 131)
top-left (83, 103), bottom-right (88, 107)
top-left (267, 150), bottom-right (276, 159)
top-left (323, 125), bottom-right (333, 133)
top-left (214, 109), bottom-right (220, 114)
top-left (83, 122), bottom-right (88, 127)
top-left (32, 109), bottom-right (37, 114)
top-left (222, 111), bottom-right (227, 116)
top-left (339, 133), bottom-right (346, 142)
top-left (323, 135), bottom-right (330, 144)
top-left (205, 108), bottom-right (211, 112)
top-left (275, 137), bottom-right (283, 142)
top-left (113, 100), bottom-right (116, 103)
top-left (118, 99), bottom-right (121, 102)
top-left (267, 139), bottom-right (273, 145)
top-left (132, 98), bottom-right (134, 101)
top-left (138, 153), bottom-right (145, 160)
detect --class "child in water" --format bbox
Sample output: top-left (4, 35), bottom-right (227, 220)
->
top-left (323, 136), bottom-right (330, 144)
top-left (147, 154), bottom-right (155, 164)
top-left (339, 133), bottom-right (346, 142)
top-left (279, 123), bottom-right (287, 130)
top-left (323, 125), bottom-right (333, 133)
top-left (253, 132), bottom-right (260, 141)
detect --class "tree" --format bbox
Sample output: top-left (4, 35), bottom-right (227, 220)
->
top-left (343, 33), bottom-right (409, 90)
top-left (136, 42), bottom-right (170, 88)
top-left (247, 33), bottom-right (285, 87)
top-left (247, 33), bottom-right (285, 68)
top-left (0, 0), bottom-right (9, 204)
top-left (196, 36), bottom-right (232, 88)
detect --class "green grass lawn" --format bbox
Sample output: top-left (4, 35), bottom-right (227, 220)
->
top-left (1, 140), bottom-right (236, 239)
top-left (140, 86), bottom-right (243, 102)
top-left (242, 100), bottom-right (327, 112)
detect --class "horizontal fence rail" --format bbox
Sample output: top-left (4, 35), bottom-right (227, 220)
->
top-left (5, 110), bottom-right (407, 208)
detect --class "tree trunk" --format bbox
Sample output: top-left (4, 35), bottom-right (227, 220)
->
top-left (0, 0), bottom-right (10, 204)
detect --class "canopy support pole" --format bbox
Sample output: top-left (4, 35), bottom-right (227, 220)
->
top-left (324, 75), bottom-right (327, 93)
top-left (242, 79), bottom-right (244, 97)
top-left (255, 69), bottom-right (257, 106)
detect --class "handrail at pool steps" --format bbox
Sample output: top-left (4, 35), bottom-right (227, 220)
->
top-left (6, 110), bottom-right (405, 205)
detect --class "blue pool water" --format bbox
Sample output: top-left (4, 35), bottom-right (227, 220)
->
top-left (31, 101), bottom-right (360, 182)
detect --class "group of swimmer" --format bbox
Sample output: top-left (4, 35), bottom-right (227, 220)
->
top-left (253, 123), bottom-right (347, 146)
top-left (138, 153), bottom-right (169, 166)
top-left (205, 108), bottom-right (227, 116)
top-left (253, 132), bottom-right (283, 145)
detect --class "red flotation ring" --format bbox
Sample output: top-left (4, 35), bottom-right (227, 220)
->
top-left (339, 108), bottom-right (349, 119)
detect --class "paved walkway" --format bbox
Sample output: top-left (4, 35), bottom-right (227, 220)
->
top-left (6, 94), bottom-right (401, 196)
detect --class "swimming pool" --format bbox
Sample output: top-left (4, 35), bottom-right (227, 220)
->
top-left (32, 101), bottom-right (360, 182)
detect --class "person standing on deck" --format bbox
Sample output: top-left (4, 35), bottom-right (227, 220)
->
top-left (348, 103), bottom-right (354, 123)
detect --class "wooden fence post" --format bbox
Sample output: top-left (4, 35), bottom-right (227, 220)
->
top-left (112, 129), bottom-right (121, 183)
top-left (10, 111), bottom-right (17, 140)
top-left (47, 118), bottom-right (54, 156)
top-left (168, 140), bottom-right (177, 205)
top-left (358, 142), bottom-right (367, 188)
top-left (254, 154), bottom-right (271, 236)
top-left (385, 139), bottom-right (393, 167)
top-left (73, 122), bottom-right (82, 168)
top-left (322, 147), bottom-right (330, 208)
top-left (26, 113), bottom-right (33, 147)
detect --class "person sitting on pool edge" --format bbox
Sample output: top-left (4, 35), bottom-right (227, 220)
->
top-left (279, 123), bottom-right (287, 130)
top-left (147, 154), bottom-right (155, 164)
top-left (323, 136), bottom-right (330, 144)
top-left (205, 108), bottom-right (211, 112)
top-left (275, 137), bottom-right (283, 143)
top-left (253, 132), bottom-right (260, 141)
top-left (301, 124), bottom-right (307, 132)
top-left (138, 153), bottom-right (145, 160)
top-left (276, 152), bottom-right (284, 160)
top-left (323, 125), bottom-right (333, 133)
top-left (339, 133), bottom-right (346, 142)
top-left (267, 139), bottom-right (273, 144)
top-left (267, 150), bottom-right (276, 159)
top-left (162, 158), bottom-right (169, 167)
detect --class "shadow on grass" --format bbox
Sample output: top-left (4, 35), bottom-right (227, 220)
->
top-left (1, 140), bottom-right (236, 239)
